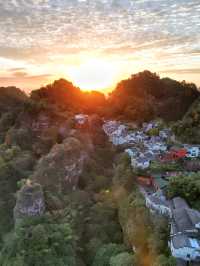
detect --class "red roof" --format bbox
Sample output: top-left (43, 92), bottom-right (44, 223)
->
top-left (160, 148), bottom-right (187, 162)
top-left (137, 176), bottom-right (153, 186)
top-left (171, 148), bottom-right (187, 158)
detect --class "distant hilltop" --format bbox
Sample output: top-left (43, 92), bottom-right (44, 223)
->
top-left (1, 70), bottom-right (199, 124)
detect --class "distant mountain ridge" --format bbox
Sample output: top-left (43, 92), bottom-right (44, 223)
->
top-left (27, 70), bottom-right (200, 123)
top-left (107, 70), bottom-right (199, 122)
top-left (0, 70), bottom-right (199, 124)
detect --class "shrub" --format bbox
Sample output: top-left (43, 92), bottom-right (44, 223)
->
top-left (110, 252), bottom-right (135, 266)
top-left (153, 255), bottom-right (176, 266)
top-left (92, 243), bottom-right (126, 266)
top-left (0, 216), bottom-right (78, 266)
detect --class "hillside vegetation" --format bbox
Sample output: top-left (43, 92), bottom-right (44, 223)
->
top-left (107, 71), bottom-right (199, 122)
top-left (0, 70), bottom-right (198, 266)
top-left (172, 98), bottom-right (200, 143)
top-left (29, 71), bottom-right (199, 123)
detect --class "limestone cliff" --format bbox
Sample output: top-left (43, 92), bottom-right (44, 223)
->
top-left (32, 137), bottom-right (89, 192)
top-left (14, 182), bottom-right (45, 221)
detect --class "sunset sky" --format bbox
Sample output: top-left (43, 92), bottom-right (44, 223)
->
top-left (0, 0), bottom-right (200, 93)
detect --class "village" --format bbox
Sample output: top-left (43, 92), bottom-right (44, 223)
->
top-left (102, 119), bottom-right (200, 265)
top-left (74, 114), bottom-right (200, 264)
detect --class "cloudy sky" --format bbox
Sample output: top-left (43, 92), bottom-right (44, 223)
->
top-left (0, 0), bottom-right (200, 92)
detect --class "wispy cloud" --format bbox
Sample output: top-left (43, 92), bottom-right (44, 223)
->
top-left (0, 71), bottom-right (51, 90)
top-left (0, 0), bottom-right (200, 89)
top-left (160, 68), bottom-right (200, 74)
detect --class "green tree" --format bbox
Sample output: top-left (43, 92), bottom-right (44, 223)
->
top-left (153, 255), bottom-right (176, 266)
top-left (0, 216), bottom-right (79, 266)
top-left (167, 172), bottom-right (200, 209)
top-left (147, 128), bottom-right (159, 136)
top-left (109, 252), bottom-right (135, 266)
top-left (92, 243), bottom-right (126, 266)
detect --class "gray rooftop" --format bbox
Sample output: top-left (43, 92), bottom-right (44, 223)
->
top-left (143, 152), bottom-right (155, 160)
top-left (137, 157), bottom-right (149, 163)
top-left (172, 234), bottom-right (200, 250)
top-left (171, 198), bottom-right (200, 234)
top-left (171, 197), bottom-right (189, 210)
top-left (148, 195), bottom-right (170, 208)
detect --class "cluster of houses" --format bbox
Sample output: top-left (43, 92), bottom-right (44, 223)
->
top-left (103, 120), bottom-right (200, 170)
top-left (103, 120), bottom-right (200, 263)
top-left (73, 116), bottom-right (200, 262)
top-left (141, 186), bottom-right (200, 262)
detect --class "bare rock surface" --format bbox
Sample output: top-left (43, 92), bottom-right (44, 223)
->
top-left (32, 137), bottom-right (89, 192)
top-left (14, 182), bottom-right (45, 221)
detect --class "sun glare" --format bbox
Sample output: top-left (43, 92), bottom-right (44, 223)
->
top-left (66, 58), bottom-right (121, 93)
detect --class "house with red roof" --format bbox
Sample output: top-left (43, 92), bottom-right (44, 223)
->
top-left (160, 148), bottom-right (187, 162)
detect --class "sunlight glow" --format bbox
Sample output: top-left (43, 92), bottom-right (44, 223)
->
top-left (66, 58), bottom-right (121, 92)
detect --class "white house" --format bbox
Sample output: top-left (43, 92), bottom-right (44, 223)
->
top-left (143, 121), bottom-right (158, 133)
top-left (143, 151), bottom-right (155, 161)
top-left (124, 133), bottom-right (137, 145)
top-left (111, 135), bottom-right (126, 146)
top-left (145, 194), bottom-right (172, 217)
top-left (143, 193), bottom-right (200, 262)
top-left (186, 146), bottom-right (199, 158)
top-left (169, 197), bottom-right (200, 262)
top-left (103, 120), bottom-right (121, 136)
top-left (131, 157), bottom-right (150, 169)
top-left (159, 129), bottom-right (169, 139)
top-left (146, 142), bottom-right (167, 153)
top-left (170, 235), bottom-right (200, 262)
top-left (107, 124), bottom-right (128, 145)
top-left (75, 114), bottom-right (89, 125)
top-left (125, 148), bottom-right (138, 157)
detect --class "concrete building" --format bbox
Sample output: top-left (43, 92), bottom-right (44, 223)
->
top-left (186, 147), bottom-right (200, 158)
top-left (132, 157), bottom-right (150, 169)
top-left (170, 197), bottom-right (200, 262)
top-left (145, 194), bottom-right (172, 217)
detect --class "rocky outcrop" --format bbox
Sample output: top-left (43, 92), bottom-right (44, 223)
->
top-left (8, 110), bottom-right (74, 155)
top-left (14, 182), bottom-right (45, 221)
top-left (32, 137), bottom-right (89, 192)
top-left (88, 115), bottom-right (107, 146)
top-left (74, 114), bottom-right (107, 146)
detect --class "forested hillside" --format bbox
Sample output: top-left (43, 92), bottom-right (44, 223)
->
top-left (172, 98), bottom-right (200, 144)
top-left (0, 71), bottom-right (198, 266)
top-left (107, 71), bottom-right (199, 122)
top-left (29, 71), bottom-right (199, 123)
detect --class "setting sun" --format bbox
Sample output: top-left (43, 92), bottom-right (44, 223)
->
top-left (66, 58), bottom-right (121, 92)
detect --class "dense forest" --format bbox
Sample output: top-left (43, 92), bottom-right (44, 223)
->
top-left (107, 71), bottom-right (199, 122)
top-left (172, 98), bottom-right (200, 144)
top-left (30, 70), bottom-right (199, 122)
top-left (0, 71), bottom-right (199, 266)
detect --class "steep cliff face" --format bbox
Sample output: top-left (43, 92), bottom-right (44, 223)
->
top-left (75, 114), bottom-right (107, 146)
top-left (88, 115), bottom-right (107, 146)
top-left (14, 182), bottom-right (45, 221)
top-left (32, 137), bottom-right (89, 192)
top-left (5, 110), bottom-right (73, 155)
